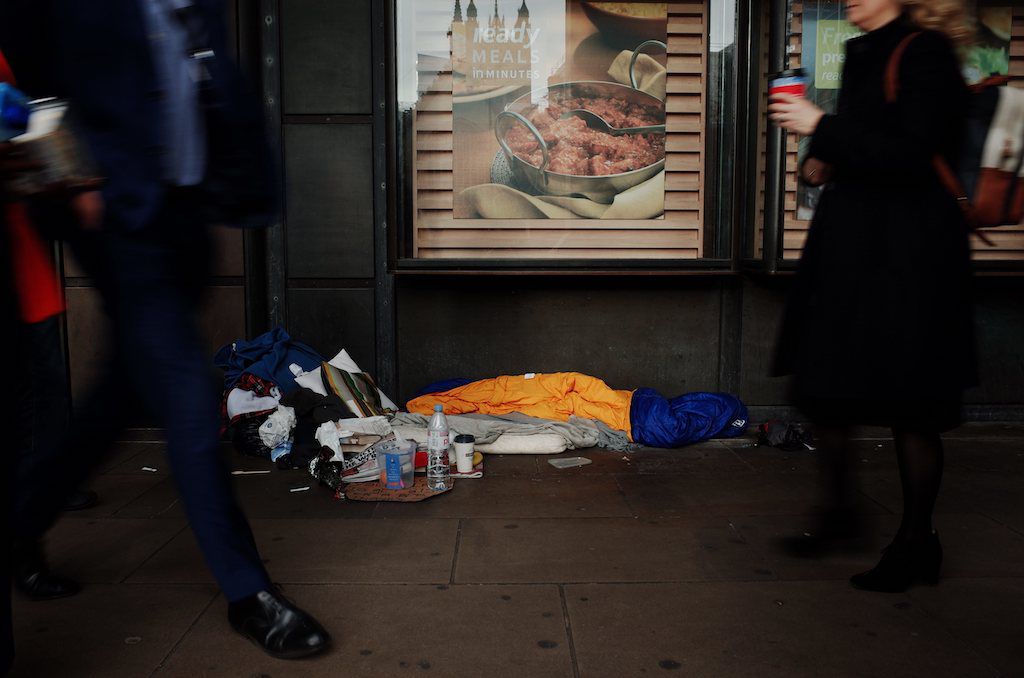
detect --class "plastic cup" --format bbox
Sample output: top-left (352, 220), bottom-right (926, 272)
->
top-left (453, 434), bottom-right (475, 473)
top-left (380, 439), bottom-right (416, 490)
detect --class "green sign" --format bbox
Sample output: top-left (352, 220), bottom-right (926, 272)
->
top-left (814, 20), bottom-right (862, 90)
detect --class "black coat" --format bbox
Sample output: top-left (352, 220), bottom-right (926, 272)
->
top-left (774, 16), bottom-right (976, 430)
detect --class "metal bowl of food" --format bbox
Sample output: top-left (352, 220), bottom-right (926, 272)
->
top-left (580, 2), bottom-right (668, 49)
top-left (494, 41), bottom-right (667, 203)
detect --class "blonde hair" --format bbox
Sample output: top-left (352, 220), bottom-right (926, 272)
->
top-left (899, 0), bottom-right (975, 48)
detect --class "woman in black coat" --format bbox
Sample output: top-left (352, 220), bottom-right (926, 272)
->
top-left (769, 0), bottom-right (975, 592)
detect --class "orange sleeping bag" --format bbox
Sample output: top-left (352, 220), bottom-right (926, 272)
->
top-left (406, 372), bottom-right (634, 439)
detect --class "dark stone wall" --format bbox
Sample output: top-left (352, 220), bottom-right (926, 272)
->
top-left (395, 276), bottom-right (1024, 417)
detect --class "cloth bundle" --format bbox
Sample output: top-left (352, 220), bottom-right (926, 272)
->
top-left (409, 373), bottom-right (749, 448)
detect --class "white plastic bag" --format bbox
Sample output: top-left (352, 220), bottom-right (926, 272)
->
top-left (258, 405), bottom-right (296, 448)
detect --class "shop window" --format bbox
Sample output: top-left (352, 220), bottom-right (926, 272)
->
top-left (779, 1), bottom-right (1024, 262)
top-left (393, 0), bottom-right (739, 267)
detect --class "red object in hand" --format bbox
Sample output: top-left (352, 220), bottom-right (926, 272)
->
top-left (769, 68), bottom-right (808, 99)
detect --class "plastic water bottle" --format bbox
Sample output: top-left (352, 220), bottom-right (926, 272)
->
top-left (426, 404), bottom-right (452, 491)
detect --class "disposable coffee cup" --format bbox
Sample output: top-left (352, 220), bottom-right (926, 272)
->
top-left (769, 68), bottom-right (807, 98)
top-left (453, 434), bottom-right (475, 473)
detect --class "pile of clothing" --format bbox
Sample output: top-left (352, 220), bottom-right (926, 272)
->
top-left (214, 327), bottom-right (398, 470)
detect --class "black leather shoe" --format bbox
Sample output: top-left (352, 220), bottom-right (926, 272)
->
top-left (62, 489), bottom-right (99, 512)
top-left (850, 531), bottom-right (942, 593)
top-left (228, 589), bottom-right (330, 659)
top-left (13, 540), bottom-right (81, 601)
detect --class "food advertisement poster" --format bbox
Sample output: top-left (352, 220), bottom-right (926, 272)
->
top-left (449, 1), bottom-right (668, 219)
top-left (795, 1), bottom-right (1011, 221)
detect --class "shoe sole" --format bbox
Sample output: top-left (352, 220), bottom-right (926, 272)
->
top-left (19, 589), bottom-right (82, 602)
top-left (849, 577), bottom-right (940, 593)
top-left (232, 626), bottom-right (331, 660)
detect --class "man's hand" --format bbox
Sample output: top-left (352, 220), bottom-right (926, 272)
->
top-left (71, 190), bottom-right (104, 231)
top-left (768, 93), bottom-right (825, 136)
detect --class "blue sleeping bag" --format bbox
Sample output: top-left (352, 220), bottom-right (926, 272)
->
top-left (630, 389), bottom-right (748, 448)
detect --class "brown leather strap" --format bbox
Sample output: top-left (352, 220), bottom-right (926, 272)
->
top-left (886, 32), bottom-right (990, 243)
top-left (931, 156), bottom-right (990, 242)
top-left (884, 32), bottom-right (923, 104)
top-left (932, 156), bottom-right (968, 204)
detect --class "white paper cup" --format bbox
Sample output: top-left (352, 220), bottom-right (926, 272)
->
top-left (453, 436), bottom-right (475, 473)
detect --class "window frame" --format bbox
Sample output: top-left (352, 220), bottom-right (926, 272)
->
top-left (385, 0), bottom-right (756, 275)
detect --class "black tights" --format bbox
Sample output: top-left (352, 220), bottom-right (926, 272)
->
top-left (892, 428), bottom-right (944, 541)
top-left (817, 425), bottom-right (944, 542)
top-left (817, 425), bottom-right (856, 516)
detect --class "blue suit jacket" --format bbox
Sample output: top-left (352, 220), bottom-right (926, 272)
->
top-left (0, 0), bottom-right (259, 231)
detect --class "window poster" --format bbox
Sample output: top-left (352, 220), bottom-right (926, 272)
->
top-left (795, 0), bottom-right (861, 220)
top-left (447, 1), bottom-right (668, 220)
top-left (965, 4), bottom-right (1011, 84)
top-left (795, 1), bottom-right (1012, 221)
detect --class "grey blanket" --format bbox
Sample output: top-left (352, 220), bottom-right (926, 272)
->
top-left (390, 412), bottom-right (635, 452)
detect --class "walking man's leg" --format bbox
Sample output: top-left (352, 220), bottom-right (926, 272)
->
top-left (98, 201), bottom-right (329, 658)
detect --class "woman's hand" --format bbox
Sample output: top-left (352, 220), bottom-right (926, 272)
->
top-left (769, 94), bottom-right (825, 136)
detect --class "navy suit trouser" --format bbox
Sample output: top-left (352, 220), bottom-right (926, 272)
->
top-left (17, 191), bottom-right (270, 602)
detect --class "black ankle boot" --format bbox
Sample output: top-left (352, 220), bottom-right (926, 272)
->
top-left (850, 531), bottom-right (942, 593)
top-left (13, 540), bottom-right (81, 601)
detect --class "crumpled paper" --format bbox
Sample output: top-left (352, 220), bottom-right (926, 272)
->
top-left (314, 421), bottom-right (354, 459)
top-left (258, 405), bottom-right (296, 448)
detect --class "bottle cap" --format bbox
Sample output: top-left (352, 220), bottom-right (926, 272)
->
top-left (434, 404), bottom-right (443, 412)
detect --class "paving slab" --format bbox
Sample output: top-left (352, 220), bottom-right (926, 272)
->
top-left (942, 423), bottom-right (1024, 440)
top-left (728, 439), bottom-right (902, 476)
top-left (127, 518), bottom-right (459, 585)
top-left (943, 438), bottom-right (1024, 474)
top-left (59, 472), bottom-right (169, 519)
top-left (373, 475), bottom-right (634, 519)
top-left (564, 581), bottom-right (998, 678)
top-left (616, 472), bottom-right (885, 518)
top-left (731, 512), bottom-right (1024, 582)
top-left (537, 443), bottom-right (753, 476)
top-left (232, 470), bottom-right (378, 519)
top-left (455, 517), bottom-right (776, 584)
top-left (860, 468), bottom-right (1024, 519)
top-left (44, 517), bottom-right (187, 584)
top-left (111, 467), bottom-right (377, 520)
top-left (155, 584), bottom-right (573, 678)
top-left (10, 584), bottom-right (217, 678)
top-left (909, 578), bottom-right (1024, 677)
top-left (481, 453), bottom-right (541, 476)
top-left (113, 477), bottom-right (185, 519)
top-left (103, 443), bottom-right (172, 476)
top-left (118, 428), bottom-right (167, 442)
top-left (97, 441), bottom-right (156, 473)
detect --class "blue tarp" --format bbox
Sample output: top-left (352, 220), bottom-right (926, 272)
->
top-left (412, 378), bottom-right (474, 400)
top-left (213, 327), bottom-right (324, 393)
top-left (630, 389), bottom-right (748, 448)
